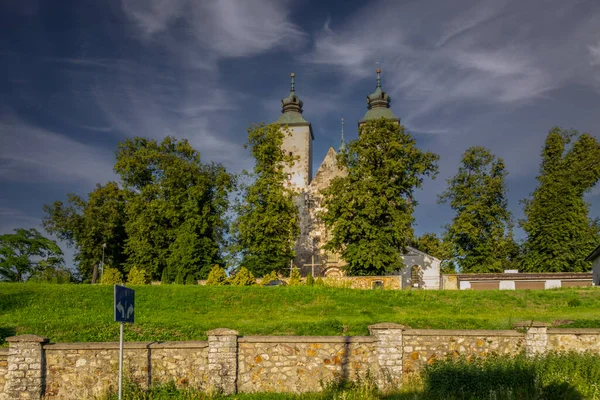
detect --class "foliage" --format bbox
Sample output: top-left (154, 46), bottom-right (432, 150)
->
top-left (306, 273), bottom-right (315, 286)
top-left (232, 124), bottom-right (300, 277)
top-left (114, 136), bottom-right (233, 281)
top-left (3, 284), bottom-right (600, 345)
top-left (43, 182), bottom-right (127, 282)
top-left (321, 118), bottom-right (438, 275)
top-left (175, 270), bottom-right (184, 285)
top-left (315, 276), bottom-right (324, 286)
top-left (28, 264), bottom-right (72, 284)
top-left (161, 268), bottom-right (170, 285)
top-left (206, 265), bottom-right (227, 286)
top-left (422, 351), bottom-right (600, 399)
top-left (185, 274), bottom-right (196, 285)
top-left (439, 147), bottom-right (517, 273)
top-left (0, 228), bottom-right (64, 282)
top-left (230, 267), bottom-right (256, 286)
top-left (127, 266), bottom-right (149, 285)
top-left (288, 267), bottom-right (302, 286)
top-left (412, 233), bottom-right (454, 274)
top-left (100, 266), bottom-right (122, 285)
top-left (520, 128), bottom-right (600, 272)
top-left (261, 270), bottom-right (279, 285)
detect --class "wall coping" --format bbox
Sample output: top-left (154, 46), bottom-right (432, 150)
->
top-left (43, 341), bottom-right (208, 350)
top-left (368, 323), bottom-right (405, 330)
top-left (238, 336), bottom-right (376, 344)
top-left (404, 329), bottom-right (524, 337)
top-left (207, 328), bottom-right (238, 336)
top-left (513, 321), bottom-right (551, 328)
top-left (6, 334), bottom-right (49, 343)
top-left (547, 328), bottom-right (600, 335)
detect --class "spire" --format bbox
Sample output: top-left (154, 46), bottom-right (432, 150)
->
top-left (277, 72), bottom-right (309, 124)
top-left (359, 68), bottom-right (400, 124)
top-left (340, 117), bottom-right (346, 152)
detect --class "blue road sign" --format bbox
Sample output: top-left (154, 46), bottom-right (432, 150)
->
top-left (114, 285), bottom-right (135, 323)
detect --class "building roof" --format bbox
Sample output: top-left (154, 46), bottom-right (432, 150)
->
top-left (453, 272), bottom-right (592, 281)
top-left (585, 244), bottom-right (600, 261)
top-left (276, 72), bottom-right (310, 125)
top-left (359, 69), bottom-right (399, 124)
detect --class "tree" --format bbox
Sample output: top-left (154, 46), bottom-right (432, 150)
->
top-left (288, 266), bottom-right (302, 286)
top-left (232, 124), bottom-right (300, 277)
top-left (127, 266), bottom-right (149, 285)
top-left (114, 137), bottom-right (233, 281)
top-left (230, 266), bottom-right (256, 286)
top-left (520, 128), bottom-right (600, 272)
top-left (0, 229), bottom-right (64, 282)
top-left (43, 182), bottom-right (127, 281)
top-left (439, 147), bottom-right (515, 273)
top-left (321, 118), bottom-right (439, 275)
top-left (100, 266), bottom-right (122, 285)
top-left (206, 265), bottom-right (228, 286)
top-left (413, 233), bottom-right (455, 274)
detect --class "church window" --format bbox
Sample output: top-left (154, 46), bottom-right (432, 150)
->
top-left (287, 173), bottom-right (292, 180)
top-left (411, 265), bottom-right (422, 288)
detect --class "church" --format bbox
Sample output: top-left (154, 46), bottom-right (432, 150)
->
top-left (274, 70), bottom-right (441, 290)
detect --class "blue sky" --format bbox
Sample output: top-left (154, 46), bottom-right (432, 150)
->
top-left (1, 0), bottom-right (599, 268)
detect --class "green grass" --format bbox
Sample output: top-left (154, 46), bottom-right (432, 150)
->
top-left (1, 283), bottom-right (600, 345)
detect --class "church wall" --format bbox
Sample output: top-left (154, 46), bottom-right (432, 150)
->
top-left (281, 125), bottom-right (312, 191)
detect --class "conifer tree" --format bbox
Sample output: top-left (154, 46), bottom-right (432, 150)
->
top-left (439, 147), bottom-right (515, 273)
top-left (321, 118), bottom-right (438, 275)
top-left (520, 128), bottom-right (600, 272)
top-left (232, 124), bottom-right (300, 276)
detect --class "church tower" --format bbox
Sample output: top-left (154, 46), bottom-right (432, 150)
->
top-left (359, 69), bottom-right (400, 128)
top-left (276, 73), bottom-right (313, 191)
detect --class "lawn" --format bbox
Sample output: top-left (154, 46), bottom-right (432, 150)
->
top-left (1, 283), bottom-right (599, 345)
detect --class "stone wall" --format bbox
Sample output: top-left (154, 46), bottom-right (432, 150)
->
top-left (43, 341), bottom-right (209, 399)
top-left (547, 329), bottom-right (600, 352)
top-left (402, 330), bottom-right (525, 373)
top-left (238, 336), bottom-right (377, 393)
top-left (2, 323), bottom-right (600, 398)
top-left (0, 349), bottom-right (7, 396)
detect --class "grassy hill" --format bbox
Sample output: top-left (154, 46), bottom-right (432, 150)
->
top-left (1, 283), bottom-right (599, 345)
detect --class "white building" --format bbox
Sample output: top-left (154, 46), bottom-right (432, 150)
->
top-left (585, 244), bottom-right (600, 286)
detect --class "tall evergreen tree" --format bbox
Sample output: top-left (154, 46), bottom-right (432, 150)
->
top-left (439, 147), bottom-right (515, 273)
top-left (321, 118), bottom-right (438, 275)
top-left (520, 127), bottom-right (600, 272)
top-left (43, 182), bottom-right (127, 281)
top-left (114, 136), bottom-right (233, 280)
top-left (232, 124), bottom-right (299, 277)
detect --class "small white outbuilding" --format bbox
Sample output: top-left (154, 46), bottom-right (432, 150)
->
top-left (585, 244), bottom-right (600, 286)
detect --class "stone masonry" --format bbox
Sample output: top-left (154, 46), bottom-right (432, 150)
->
top-left (2, 335), bottom-right (48, 400)
top-left (2, 324), bottom-right (600, 398)
top-left (207, 328), bottom-right (238, 395)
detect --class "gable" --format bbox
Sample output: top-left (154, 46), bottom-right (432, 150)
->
top-left (309, 147), bottom-right (346, 193)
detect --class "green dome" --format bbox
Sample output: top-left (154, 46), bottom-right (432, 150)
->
top-left (276, 73), bottom-right (309, 125)
top-left (360, 69), bottom-right (399, 123)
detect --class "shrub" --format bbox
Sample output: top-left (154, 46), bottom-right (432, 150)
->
top-left (288, 267), bottom-right (302, 286)
top-left (100, 266), bottom-right (122, 285)
top-left (315, 276), bottom-right (324, 286)
top-left (160, 268), bottom-right (170, 285)
top-left (261, 270), bottom-right (279, 285)
top-left (230, 267), bottom-right (255, 286)
top-left (568, 298), bottom-right (582, 308)
top-left (127, 266), bottom-right (149, 285)
top-left (206, 265), bottom-right (227, 286)
top-left (185, 274), bottom-right (196, 285)
top-left (174, 270), bottom-right (184, 285)
top-left (28, 265), bottom-right (71, 284)
top-left (306, 273), bottom-right (315, 286)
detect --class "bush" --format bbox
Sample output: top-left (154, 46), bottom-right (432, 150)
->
top-left (185, 274), bottom-right (196, 285)
top-left (100, 266), bottom-right (123, 285)
top-left (174, 270), bottom-right (184, 285)
top-left (206, 265), bottom-right (227, 286)
top-left (127, 266), bottom-right (149, 285)
top-left (315, 276), bottom-right (324, 286)
top-left (261, 270), bottom-right (279, 285)
top-left (28, 265), bottom-right (71, 284)
top-left (288, 267), bottom-right (302, 286)
top-left (306, 273), bottom-right (315, 286)
top-left (160, 268), bottom-right (171, 285)
top-left (230, 267), bottom-right (255, 286)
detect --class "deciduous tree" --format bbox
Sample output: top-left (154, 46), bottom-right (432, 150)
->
top-left (321, 118), bottom-right (438, 275)
top-left (520, 128), bottom-right (600, 272)
top-left (438, 147), bottom-right (515, 273)
top-left (232, 124), bottom-right (299, 277)
top-left (0, 228), bottom-right (64, 282)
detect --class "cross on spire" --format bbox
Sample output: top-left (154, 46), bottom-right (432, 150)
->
top-left (290, 72), bottom-right (295, 93)
top-left (340, 117), bottom-right (346, 152)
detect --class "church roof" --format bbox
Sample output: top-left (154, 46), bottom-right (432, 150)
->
top-left (276, 73), bottom-right (310, 125)
top-left (359, 69), bottom-right (399, 124)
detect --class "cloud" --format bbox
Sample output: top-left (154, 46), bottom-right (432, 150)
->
top-left (0, 116), bottom-right (116, 185)
top-left (590, 40), bottom-right (600, 65)
top-left (121, 0), bottom-right (305, 59)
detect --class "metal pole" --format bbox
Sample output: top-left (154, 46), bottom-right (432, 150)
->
top-left (311, 254), bottom-right (315, 277)
top-left (118, 322), bottom-right (124, 400)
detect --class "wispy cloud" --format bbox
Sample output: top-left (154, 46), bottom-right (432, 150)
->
top-left (0, 116), bottom-right (116, 185)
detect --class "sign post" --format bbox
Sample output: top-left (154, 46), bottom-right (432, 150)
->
top-left (114, 285), bottom-right (135, 400)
